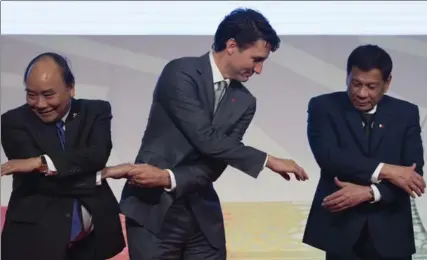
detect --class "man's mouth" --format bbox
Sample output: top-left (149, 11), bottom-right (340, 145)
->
top-left (37, 110), bottom-right (54, 115)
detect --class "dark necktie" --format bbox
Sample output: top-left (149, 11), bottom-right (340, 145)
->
top-left (361, 113), bottom-right (375, 137)
top-left (56, 121), bottom-right (83, 241)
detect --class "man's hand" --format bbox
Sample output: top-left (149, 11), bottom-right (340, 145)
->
top-left (1, 157), bottom-right (42, 176)
top-left (322, 177), bottom-right (373, 212)
top-left (127, 164), bottom-right (171, 188)
top-left (101, 163), bottom-right (135, 179)
top-left (266, 155), bottom-right (309, 181)
top-left (380, 163), bottom-right (425, 197)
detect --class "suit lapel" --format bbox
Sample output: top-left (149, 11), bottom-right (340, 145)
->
top-left (197, 53), bottom-right (215, 117)
top-left (345, 109), bottom-right (369, 154)
top-left (65, 99), bottom-right (82, 149)
top-left (213, 83), bottom-right (233, 124)
top-left (212, 81), bottom-right (247, 125)
top-left (344, 97), bottom-right (369, 154)
top-left (24, 106), bottom-right (62, 154)
top-left (370, 98), bottom-right (391, 153)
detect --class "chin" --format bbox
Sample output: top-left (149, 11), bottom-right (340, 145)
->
top-left (36, 113), bottom-right (58, 123)
top-left (354, 103), bottom-right (373, 112)
top-left (236, 75), bottom-right (250, 82)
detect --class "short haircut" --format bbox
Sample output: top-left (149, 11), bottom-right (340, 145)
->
top-left (347, 45), bottom-right (393, 81)
top-left (23, 52), bottom-right (75, 86)
top-left (212, 8), bottom-right (281, 52)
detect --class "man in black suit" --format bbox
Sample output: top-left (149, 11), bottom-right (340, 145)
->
top-left (1, 52), bottom-right (125, 260)
top-left (103, 8), bottom-right (308, 260)
top-left (303, 44), bottom-right (426, 260)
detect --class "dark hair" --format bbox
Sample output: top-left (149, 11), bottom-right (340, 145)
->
top-left (23, 52), bottom-right (75, 86)
top-left (212, 8), bottom-right (280, 52)
top-left (346, 44), bottom-right (393, 81)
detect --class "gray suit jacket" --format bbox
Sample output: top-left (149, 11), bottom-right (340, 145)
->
top-left (120, 52), bottom-right (267, 248)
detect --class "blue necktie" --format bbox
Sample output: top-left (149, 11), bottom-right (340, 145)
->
top-left (56, 121), bottom-right (83, 241)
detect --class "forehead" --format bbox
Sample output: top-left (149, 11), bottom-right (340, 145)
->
top-left (350, 67), bottom-right (383, 82)
top-left (242, 40), bottom-right (271, 57)
top-left (26, 60), bottom-right (64, 91)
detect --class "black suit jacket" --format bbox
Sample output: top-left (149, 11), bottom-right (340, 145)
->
top-left (120, 52), bottom-right (267, 248)
top-left (1, 99), bottom-right (125, 260)
top-left (303, 92), bottom-right (424, 258)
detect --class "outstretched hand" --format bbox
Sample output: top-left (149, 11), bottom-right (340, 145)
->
top-left (266, 155), bottom-right (309, 181)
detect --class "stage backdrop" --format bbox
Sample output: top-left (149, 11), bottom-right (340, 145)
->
top-left (1, 35), bottom-right (427, 259)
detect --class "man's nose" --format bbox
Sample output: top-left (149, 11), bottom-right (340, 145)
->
top-left (254, 63), bottom-right (263, 74)
top-left (357, 87), bottom-right (369, 98)
top-left (35, 98), bottom-right (48, 109)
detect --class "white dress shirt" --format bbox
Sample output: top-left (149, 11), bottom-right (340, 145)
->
top-left (165, 51), bottom-right (268, 192)
top-left (43, 109), bottom-right (101, 233)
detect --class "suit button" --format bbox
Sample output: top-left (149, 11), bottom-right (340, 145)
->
top-left (65, 213), bottom-right (71, 218)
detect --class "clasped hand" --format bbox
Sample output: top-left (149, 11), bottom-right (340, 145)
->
top-left (102, 163), bottom-right (171, 188)
top-left (322, 177), bottom-right (372, 212)
top-left (1, 158), bottom-right (42, 176)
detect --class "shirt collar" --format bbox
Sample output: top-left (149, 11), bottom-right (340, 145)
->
top-left (366, 105), bottom-right (377, 114)
top-left (209, 51), bottom-right (230, 86)
top-left (61, 102), bottom-right (72, 122)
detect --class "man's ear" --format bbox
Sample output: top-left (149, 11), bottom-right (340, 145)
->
top-left (383, 74), bottom-right (392, 93)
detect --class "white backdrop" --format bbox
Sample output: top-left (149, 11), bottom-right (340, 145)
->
top-left (1, 2), bottom-right (427, 259)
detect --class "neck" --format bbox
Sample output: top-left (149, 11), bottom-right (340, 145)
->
top-left (212, 51), bottom-right (232, 79)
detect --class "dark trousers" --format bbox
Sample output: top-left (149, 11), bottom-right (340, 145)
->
top-left (65, 232), bottom-right (103, 260)
top-left (126, 199), bottom-right (226, 260)
top-left (2, 221), bottom-right (101, 260)
top-left (326, 223), bottom-right (412, 260)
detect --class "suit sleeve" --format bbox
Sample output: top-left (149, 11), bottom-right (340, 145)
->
top-left (376, 105), bottom-right (424, 204)
top-left (307, 97), bottom-right (381, 184)
top-left (1, 113), bottom-right (91, 196)
top-left (47, 101), bottom-right (113, 178)
top-left (156, 61), bottom-right (266, 178)
top-left (1, 114), bottom-right (45, 160)
top-left (172, 101), bottom-right (258, 198)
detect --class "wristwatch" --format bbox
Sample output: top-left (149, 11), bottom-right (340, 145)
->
top-left (39, 155), bottom-right (48, 173)
top-left (369, 186), bottom-right (375, 201)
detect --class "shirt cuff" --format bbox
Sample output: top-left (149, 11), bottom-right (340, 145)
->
top-left (43, 154), bottom-right (57, 175)
top-left (370, 184), bottom-right (382, 203)
top-left (262, 154), bottom-right (268, 169)
top-left (164, 169), bottom-right (176, 192)
top-left (96, 171), bottom-right (102, 186)
top-left (371, 163), bottom-right (384, 184)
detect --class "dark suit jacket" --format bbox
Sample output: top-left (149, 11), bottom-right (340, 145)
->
top-left (1, 99), bottom-right (125, 260)
top-left (303, 91), bottom-right (424, 258)
top-left (120, 52), bottom-right (267, 248)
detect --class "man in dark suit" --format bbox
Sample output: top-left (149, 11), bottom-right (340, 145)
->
top-left (103, 8), bottom-right (308, 260)
top-left (1, 52), bottom-right (125, 260)
top-left (303, 44), bottom-right (426, 260)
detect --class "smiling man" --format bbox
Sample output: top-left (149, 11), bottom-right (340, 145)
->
top-left (303, 44), bottom-right (426, 260)
top-left (102, 8), bottom-right (309, 260)
top-left (1, 52), bottom-right (125, 260)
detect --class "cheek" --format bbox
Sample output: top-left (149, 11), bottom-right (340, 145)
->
top-left (46, 98), bottom-right (62, 108)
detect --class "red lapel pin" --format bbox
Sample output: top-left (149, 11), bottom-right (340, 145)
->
top-left (379, 123), bottom-right (384, 128)
top-left (231, 98), bottom-right (236, 102)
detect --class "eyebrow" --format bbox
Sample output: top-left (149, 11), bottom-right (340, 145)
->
top-left (25, 88), bottom-right (56, 94)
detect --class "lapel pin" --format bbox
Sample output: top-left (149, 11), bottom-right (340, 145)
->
top-left (379, 123), bottom-right (384, 128)
top-left (72, 113), bottom-right (78, 118)
top-left (231, 98), bottom-right (236, 102)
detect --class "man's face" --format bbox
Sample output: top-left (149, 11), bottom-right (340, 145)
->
top-left (25, 60), bottom-right (75, 123)
top-left (346, 66), bottom-right (391, 112)
top-left (226, 39), bottom-right (271, 82)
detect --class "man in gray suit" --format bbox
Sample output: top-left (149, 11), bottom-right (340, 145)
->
top-left (103, 8), bottom-right (308, 260)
